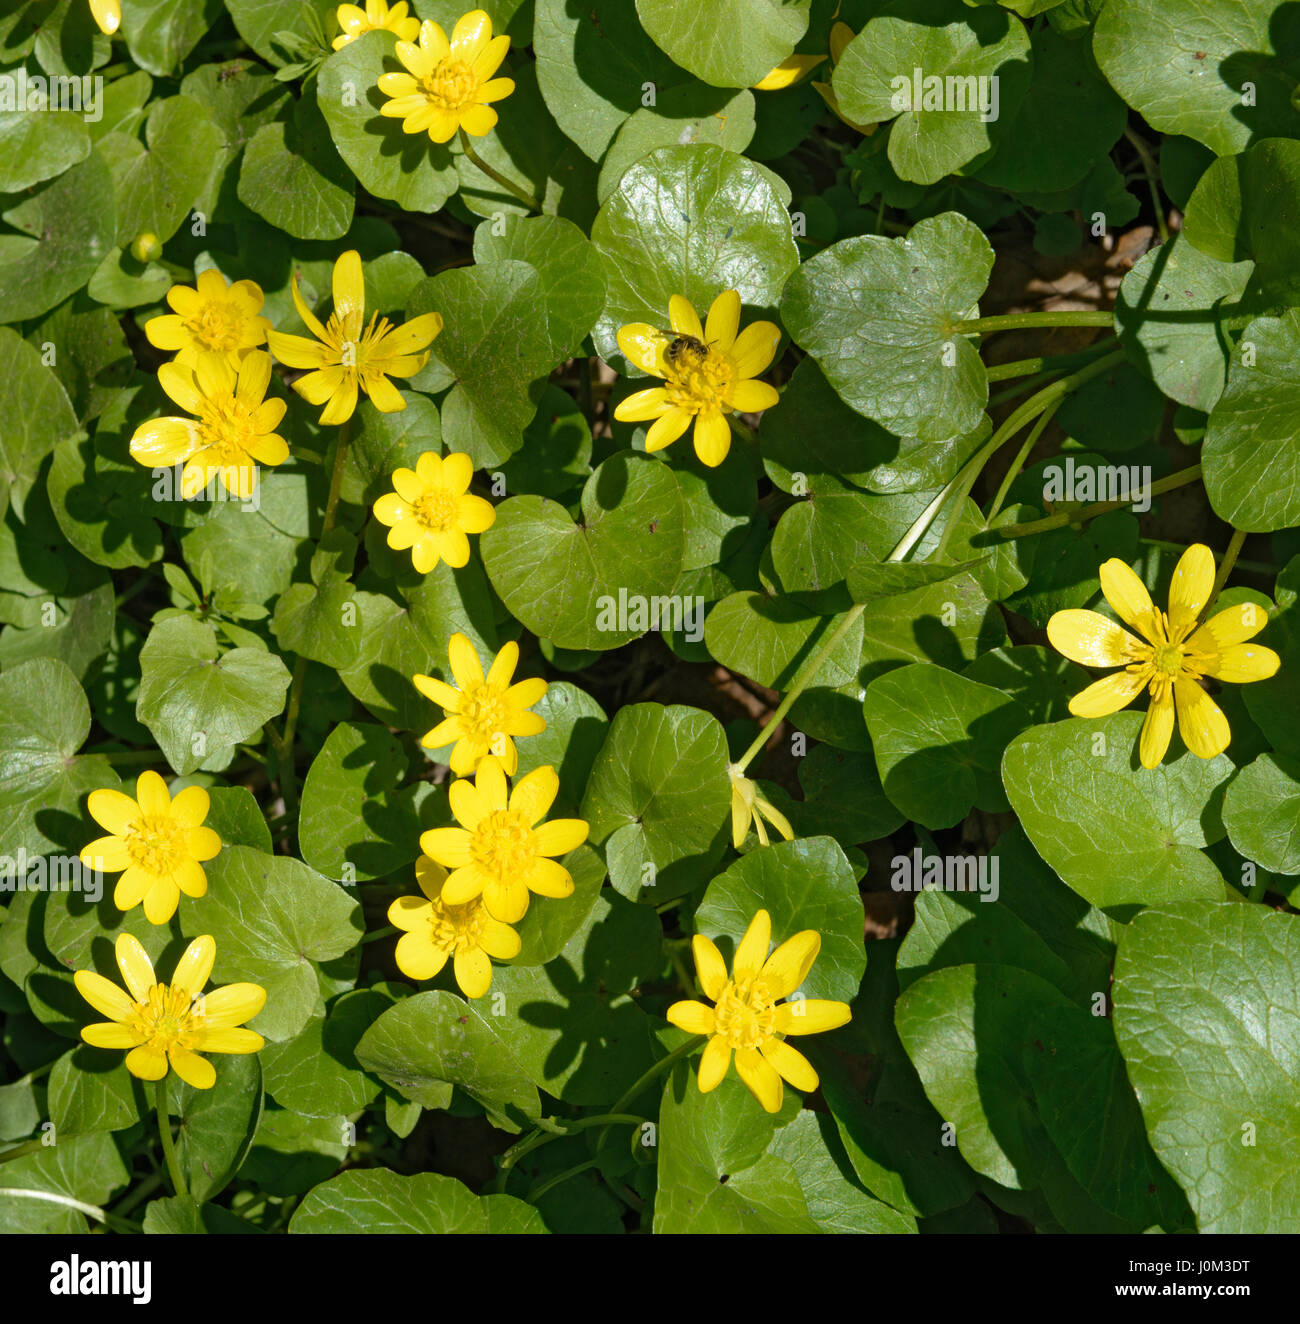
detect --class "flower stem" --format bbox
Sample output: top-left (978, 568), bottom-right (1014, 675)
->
top-left (489, 1112), bottom-right (647, 1192)
top-left (958, 310), bottom-right (1116, 336)
top-left (0, 1137), bottom-right (47, 1165)
top-left (1207, 527), bottom-right (1248, 612)
top-left (526, 1158), bottom-right (600, 1203)
top-left (990, 464), bottom-right (1204, 541)
top-left (986, 398), bottom-right (1063, 522)
top-left (1124, 127), bottom-right (1170, 244)
top-left (361, 925), bottom-right (398, 944)
top-left (458, 128), bottom-right (542, 213)
top-left (320, 416), bottom-right (353, 537)
top-left (609, 1037), bottom-right (706, 1119)
top-left (155, 1079), bottom-right (188, 1199)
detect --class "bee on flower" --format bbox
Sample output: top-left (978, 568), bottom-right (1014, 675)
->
top-left (668, 909), bottom-right (851, 1113)
top-left (266, 249), bottom-right (443, 424)
top-left (74, 934), bottom-right (265, 1089)
top-left (332, 0), bottom-right (419, 49)
top-left (614, 290), bottom-right (782, 468)
top-left (377, 9), bottom-right (515, 143)
top-left (1047, 543), bottom-right (1280, 768)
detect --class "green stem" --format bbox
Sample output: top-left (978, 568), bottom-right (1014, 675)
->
top-left (986, 398), bottom-right (1062, 523)
top-left (526, 1158), bottom-right (600, 1203)
top-left (490, 1113), bottom-right (646, 1193)
top-left (0, 1138), bottom-right (47, 1165)
top-left (458, 128), bottom-right (542, 213)
top-left (155, 1079), bottom-right (188, 1199)
top-left (362, 925), bottom-right (398, 945)
top-left (958, 310), bottom-right (1115, 336)
top-left (1207, 528), bottom-right (1248, 612)
top-left (609, 1038), bottom-right (705, 1120)
top-left (320, 416), bottom-right (353, 537)
top-left (991, 464), bottom-right (1203, 541)
top-left (1124, 127), bottom-right (1170, 244)
top-left (985, 337), bottom-right (1118, 389)
top-left (1140, 538), bottom-right (1274, 576)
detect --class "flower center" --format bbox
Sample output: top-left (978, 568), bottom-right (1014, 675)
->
top-left (413, 487), bottom-right (460, 532)
top-left (125, 814), bottom-right (186, 876)
top-left (196, 395), bottom-right (258, 464)
top-left (459, 684), bottom-right (506, 740)
top-left (188, 300), bottom-right (244, 354)
top-left (1152, 642), bottom-right (1185, 676)
top-left (666, 350), bottom-right (735, 413)
top-left (470, 810), bottom-right (536, 881)
top-left (127, 984), bottom-right (204, 1054)
top-left (713, 977), bottom-right (776, 1050)
top-left (428, 897), bottom-right (489, 954)
top-left (423, 58), bottom-right (477, 110)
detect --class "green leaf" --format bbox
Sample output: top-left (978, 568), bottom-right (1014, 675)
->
top-left (298, 720), bottom-right (424, 882)
top-left (480, 452), bottom-right (686, 652)
top-left (512, 842), bottom-right (607, 967)
top-left (166, 1053), bottom-right (263, 1203)
top-left (590, 143), bottom-right (798, 365)
top-left (781, 212), bottom-right (994, 442)
top-left (1001, 713), bottom-right (1235, 913)
top-left (137, 615), bottom-right (292, 775)
top-left (47, 435), bottom-right (163, 570)
top-left (705, 595), bottom-right (863, 691)
top-left (354, 989), bottom-right (540, 1130)
top-left (261, 988), bottom-right (389, 1117)
top-left (178, 846), bottom-right (364, 1042)
top-left (204, 784), bottom-right (272, 852)
top-left (271, 531), bottom-right (360, 669)
top-left (290, 1168), bottom-right (546, 1233)
top-left (864, 662), bottom-right (1031, 828)
top-left (1183, 138), bottom-right (1300, 303)
top-left (598, 86), bottom-right (756, 203)
top-left (694, 836), bottom-right (867, 1001)
top-left (1113, 901), bottom-right (1300, 1232)
top-left (1093, 0), bottom-right (1300, 157)
top-left (0, 658), bottom-right (115, 859)
top-left (340, 393), bottom-right (441, 511)
top-left (0, 145), bottom-right (115, 324)
top-left (1223, 753), bottom-right (1300, 875)
top-left (316, 32), bottom-right (458, 213)
top-left (1243, 556), bottom-right (1299, 757)
top-left (121, 0), bottom-right (222, 75)
top-left (0, 90), bottom-right (89, 192)
top-left (832, 0), bottom-right (1032, 185)
top-left (1203, 310), bottom-right (1300, 532)
top-left (0, 1132), bottom-right (128, 1232)
top-left (48, 1046), bottom-right (140, 1137)
top-left (635, 0), bottom-right (810, 89)
top-left (581, 702), bottom-right (731, 902)
top-left (224, 0), bottom-right (333, 65)
top-left (238, 105), bottom-right (354, 241)
top-left (1116, 234), bottom-right (1254, 414)
top-left (0, 329), bottom-right (80, 520)
top-left (511, 681), bottom-right (609, 815)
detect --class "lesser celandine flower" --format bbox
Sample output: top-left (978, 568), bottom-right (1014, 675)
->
top-left (266, 249), bottom-right (442, 424)
top-left (668, 909), bottom-right (851, 1114)
top-left (389, 855), bottom-right (521, 998)
top-left (144, 269), bottom-right (271, 371)
top-left (728, 765), bottom-right (794, 849)
top-left (614, 290), bottom-right (781, 467)
top-left (332, 0), bottom-right (419, 49)
top-left (377, 9), bottom-right (515, 143)
top-left (420, 757), bottom-right (588, 923)
top-left (1047, 543), bottom-right (1280, 769)
top-left (75, 934), bottom-right (265, 1089)
top-left (89, 0), bottom-right (119, 34)
top-left (372, 451), bottom-right (495, 573)
top-left (129, 351), bottom-right (288, 500)
top-left (79, 772), bottom-right (222, 925)
top-left (413, 633), bottom-right (547, 776)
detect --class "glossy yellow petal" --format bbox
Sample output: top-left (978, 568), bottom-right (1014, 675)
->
top-left (668, 294), bottom-right (703, 341)
top-left (760, 1037), bottom-right (818, 1092)
top-left (1139, 690), bottom-right (1175, 769)
top-left (616, 324), bottom-right (669, 377)
top-left (693, 410), bottom-right (731, 467)
top-left (80, 836), bottom-right (130, 872)
top-left (74, 970), bottom-right (133, 1022)
top-left (142, 877), bottom-right (180, 925)
top-left (395, 931), bottom-right (448, 981)
top-left (752, 53), bottom-right (825, 90)
top-left (125, 1045), bottom-right (169, 1081)
top-left (169, 1047), bottom-right (216, 1090)
top-left (616, 388), bottom-right (672, 425)
top-left (454, 947), bottom-right (493, 999)
top-left (522, 857), bottom-right (574, 900)
top-left (421, 826), bottom-right (473, 867)
top-left (82, 1022), bottom-right (140, 1050)
top-left (389, 894), bottom-right (433, 933)
top-left (1099, 558), bottom-right (1159, 641)
top-left (728, 379), bottom-right (780, 413)
top-left (136, 769), bottom-right (171, 817)
top-left (1190, 601), bottom-right (1270, 650)
top-left (332, 249), bottom-right (365, 327)
top-left (732, 909), bottom-right (772, 981)
top-left (1047, 609), bottom-right (1142, 667)
top-left (509, 764), bottom-right (558, 824)
top-left (198, 1027), bottom-right (264, 1054)
top-left (729, 320), bottom-right (782, 379)
top-left (202, 983), bottom-right (266, 1029)
top-left (696, 1035), bottom-right (731, 1092)
top-left (1067, 669), bottom-right (1149, 718)
top-left (169, 784), bottom-right (210, 827)
top-left (760, 930), bottom-right (820, 999)
top-left (644, 407), bottom-right (693, 453)
top-left (171, 935), bottom-right (215, 998)
top-left (704, 289), bottom-right (741, 353)
top-left (1174, 677), bottom-right (1230, 760)
top-left (1199, 643), bottom-right (1280, 684)
top-left (87, 787), bottom-right (140, 835)
top-left (1167, 543), bottom-right (1215, 637)
top-left (115, 933), bottom-right (156, 1001)
top-left (734, 1046), bottom-right (783, 1112)
top-left (667, 1000), bottom-right (717, 1035)
top-left (89, 0), bottom-right (120, 34)
top-left (482, 876), bottom-right (529, 923)
top-left (772, 998), bottom-right (852, 1035)
top-left (532, 818), bottom-right (589, 856)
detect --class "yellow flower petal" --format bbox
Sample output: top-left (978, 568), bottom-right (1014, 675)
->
top-left (395, 930), bottom-right (449, 981)
top-left (1190, 601), bottom-right (1270, 650)
top-left (760, 930), bottom-right (820, 1000)
top-left (1139, 690), bottom-right (1175, 769)
top-left (1167, 542), bottom-right (1215, 637)
top-left (453, 947), bottom-right (493, 999)
top-left (1174, 676), bottom-right (1230, 760)
top-left (616, 324), bottom-right (668, 377)
top-left (169, 1047), bottom-right (216, 1090)
top-left (114, 933), bottom-right (156, 1002)
top-left (732, 909), bottom-right (772, 981)
top-left (772, 999), bottom-right (852, 1035)
top-left (171, 935), bottom-right (215, 998)
top-left (1099, 558), bottom-right (1159, 641)
top-left (752, 53), bottom-right (825, 91)
top-left (704, 289), bottom-right (741, 353)
top-left (668, 294), bottom-right (703, 341)
top-left (692, 935), bottom-right (729, 1002)
top-left (696, 1035), bottom-right (731, 1092)
top-left (74, 971), bottom-right (133, 1022)
top-left (693, 410), bottom-right (731, 467)
top-left (202, 983), bottom-right (266, 1029)
top-left (760, 1037), bottom-right (818, 1091)
top-left (734, 1046), bottom-right (783, 1112)
top-left (1067, 669), bottom-right (1149, 718)
top-left (1047, 609), bottom-right (1142, 667)
top-left (666, 1000), bottom-right (716, 1035)
top-left (125, 1046), bottom-right (169, 1081)
top-left (1199, 643), bottom-right (1280, 684)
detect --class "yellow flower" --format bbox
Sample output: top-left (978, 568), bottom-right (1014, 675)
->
top-left (128, 350), bottom-right (289, 500)
top-left (752, 53), bottom-right (826, 91)
top-left (266, 249), bottom-right (442, 424)
top-left (812, 23), bottom-right (880, 136)
top-left (377, 9), bottom-right (515, 143)
top-left (79, 772), bottom-right (222, 925)
top-left (144, 269), bottom-right (271, 372)
top-left (667, 909), bottom-right (851, 1114)
top-left (728, 765), bottom-right (794, 850)
top-left (74, 933), bottom-right (265, 1089)
top-left (89, 0), bottom-right (119, 34)
top-left (420, 756), bottom-right (588, 923)
top-left (413, 633), bottom-right (547, 776)
top-left (332, 0), bottom-right (419, 49)
top-left (1046, 543), bottom-right (1280, 769)
top-left (372, 450), bottom-right (495, 573)
top-left (388, 855), bottom-right (521, 998)
top-left (614, 290), bottom-right (781, 467)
